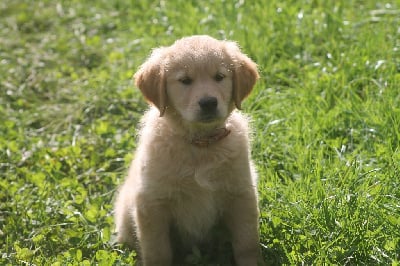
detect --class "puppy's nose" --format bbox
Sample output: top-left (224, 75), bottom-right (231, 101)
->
top-left (198, 96), bottom-right (218, 113)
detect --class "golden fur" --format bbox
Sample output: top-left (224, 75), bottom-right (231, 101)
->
top-left (114, 35), bottom-right (262, 265)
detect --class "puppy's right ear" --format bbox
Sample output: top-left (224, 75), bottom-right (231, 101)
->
top-left (224, 41), bottom-right (259, 110)
top-left (134, 48), bottom-right (167, 116)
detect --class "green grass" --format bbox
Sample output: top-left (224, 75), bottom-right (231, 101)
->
top-left (1, 0), bottom-right (399, 265)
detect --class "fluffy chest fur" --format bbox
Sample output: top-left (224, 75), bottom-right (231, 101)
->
top-left (132, 108), bottom-right (253, 241)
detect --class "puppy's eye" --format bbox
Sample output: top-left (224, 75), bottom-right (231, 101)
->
top-left (214, 73), bottom-right (225, 82)
top-left (179, 77), bottom-right (193, 85)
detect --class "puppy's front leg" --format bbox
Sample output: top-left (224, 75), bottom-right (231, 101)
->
top-left (225, 192), bottom-right (261, 266)
top-left (135, 200), bottom-right (172, 266)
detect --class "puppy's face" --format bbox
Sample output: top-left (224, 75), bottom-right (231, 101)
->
top-left (134, 35), bottom-right (259, 126)
top-left (165, 53), bottom-right (233, 125)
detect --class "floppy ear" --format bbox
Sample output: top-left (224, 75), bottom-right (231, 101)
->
top-left (225, 42), bottom-right (259, 109)
top-left (134, 48), bottom-right (167, 116)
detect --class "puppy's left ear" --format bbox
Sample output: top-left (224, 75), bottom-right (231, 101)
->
top-left (226, 42), bottom-right (260, 109)
top-left (134, 48), bottom-right (167, 116)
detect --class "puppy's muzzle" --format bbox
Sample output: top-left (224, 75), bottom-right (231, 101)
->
top-left (198, 96), bottom-right (218, 121)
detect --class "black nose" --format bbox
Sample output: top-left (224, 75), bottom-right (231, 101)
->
top-left (198, 96), bottom-right (218, 113)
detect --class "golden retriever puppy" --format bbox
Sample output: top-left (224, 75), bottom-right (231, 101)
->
top-left (114, 35), bottom-right (262, 265)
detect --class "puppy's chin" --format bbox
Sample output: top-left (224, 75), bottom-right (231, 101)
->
top-left (196, 114), bottom-right (222, 124)
top-left (185, 117), bottom-right (227, 136)
top-left (165, 107), bottom-right (229, 134)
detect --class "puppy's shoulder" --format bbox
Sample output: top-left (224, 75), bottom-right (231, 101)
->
top-left (139, 107), bottom-right (161, 131)
top-left (227, 110), bottom-right (252, 137)
top-left (138, 107), bottom-right (169, 143)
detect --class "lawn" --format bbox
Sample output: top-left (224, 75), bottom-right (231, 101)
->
top-left (1, 0), bottom-right (399, 265)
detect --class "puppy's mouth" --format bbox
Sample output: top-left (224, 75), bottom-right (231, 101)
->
top-left (198, 113), bottom-right (219, 123)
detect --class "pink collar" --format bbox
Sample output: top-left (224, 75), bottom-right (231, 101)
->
top-left (191, 128), bottom-right (231, 147)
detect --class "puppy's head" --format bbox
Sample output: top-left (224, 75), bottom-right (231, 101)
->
top-left (134, 35), bottom-right (259, 124)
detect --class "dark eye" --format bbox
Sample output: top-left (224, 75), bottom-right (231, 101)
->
top-left (179, 77), bottom-right (193, 85)
top-left (214, 73), bottom-right (225, 82)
